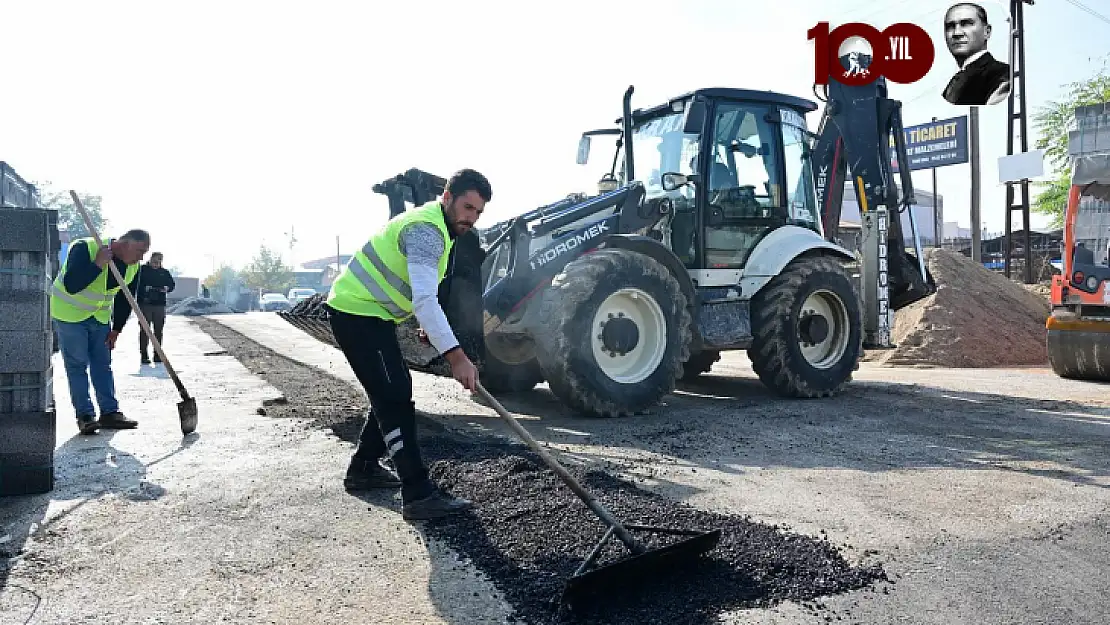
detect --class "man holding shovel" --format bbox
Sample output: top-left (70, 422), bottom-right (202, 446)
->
top-left (326, 168), bottom-right (489, 520)
top-left (50, 229), bottom-right (149, 434)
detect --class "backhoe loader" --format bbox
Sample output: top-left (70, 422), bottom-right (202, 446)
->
top-left (282, 65), bottom-right (937, 417)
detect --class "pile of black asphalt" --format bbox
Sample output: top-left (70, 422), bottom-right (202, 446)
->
top-left (196, 318), bottom-right (888, 625)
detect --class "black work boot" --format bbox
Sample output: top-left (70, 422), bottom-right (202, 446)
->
top-left (99, 411), bottom-right (138, 429)
top-left (140, 352), bottom-right (150, 365)
top-left (402, 488), bottom-right (473, 521)
top-left (344, 457), bottom-right (402, 490)
top-left (76, 415), bottom-right (100, 435)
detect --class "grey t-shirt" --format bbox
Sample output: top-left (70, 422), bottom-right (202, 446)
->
top-left (399, 222), bottom-right (460, 355)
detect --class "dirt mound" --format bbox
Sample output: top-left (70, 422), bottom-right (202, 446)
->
top-left (879, 248), bottom-right (1050, 368)
top-left (167, 296), bottom-right (239, 316)
top-left (1022, 282), bottom-right (1053, 300)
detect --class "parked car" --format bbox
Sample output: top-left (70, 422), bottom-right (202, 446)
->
top-left (287, 287), bottom-right (316, 305)
top-left (260, 292), bottom-right (291, 312)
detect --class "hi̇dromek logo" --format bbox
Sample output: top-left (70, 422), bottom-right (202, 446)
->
top-left (808, 21), bottom-right (935, 86)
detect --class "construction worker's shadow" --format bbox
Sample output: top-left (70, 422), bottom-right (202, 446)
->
top-left (342, 471), bottom-right (534, 624)
top-left (0, 429), bottom-right (192, 622)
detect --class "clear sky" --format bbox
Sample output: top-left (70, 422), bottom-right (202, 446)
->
top-left (4, 0), bottom-right (1108, 278)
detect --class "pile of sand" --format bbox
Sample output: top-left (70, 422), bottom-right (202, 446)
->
top-left (167, 296), bottom-right (239, 316)
top-left (877, 248), bottom-right (1051, 368)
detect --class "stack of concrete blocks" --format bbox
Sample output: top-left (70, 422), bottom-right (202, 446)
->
top-left (1068, 104), bottom-right (1110, 260)
top-left (1065, 103), bottom-right (1110, 260)
top-left (0, 162), bottom-right (60, 496)
top-left (1068, 103), bottom-right (1110, 156)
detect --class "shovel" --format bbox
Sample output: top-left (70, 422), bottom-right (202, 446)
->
top-left (473, 382), bottom-right (722, 614)
top-left (69, 191), bottom-right (198, 435)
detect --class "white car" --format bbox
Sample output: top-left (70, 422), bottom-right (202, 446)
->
top-left (287, 287), bottom-right (317, 304)
top-left (260, 293), bottom-right (291, 312)
top-left (286, 288), bottom-right (317, 306)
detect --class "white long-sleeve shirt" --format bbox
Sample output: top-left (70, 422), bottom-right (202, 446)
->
top-left (399, 222), bottom-right (460, 355)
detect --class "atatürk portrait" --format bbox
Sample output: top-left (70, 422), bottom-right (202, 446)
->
top-left (941, 3), bottom-right (1012, 106)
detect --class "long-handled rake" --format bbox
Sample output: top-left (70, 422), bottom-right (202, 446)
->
top-left (473, 382), bottom-right (722, 614)
top-left (70, 191), bottom-right (198, 435)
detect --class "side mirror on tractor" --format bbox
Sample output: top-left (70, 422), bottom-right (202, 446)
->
top-left (661, 172), bottom-right (697, 192)
top-left (576, 135), bottom-right (591, 165)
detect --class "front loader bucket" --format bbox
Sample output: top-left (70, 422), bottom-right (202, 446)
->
top-left (890, 249), bottom-right (937, 311)
top-left (278, 294), bottom-right (339, 349)
top-left (277, 229), bottom-right (488, 374)
top-left (1047, 317), bottom-right (1110, 381)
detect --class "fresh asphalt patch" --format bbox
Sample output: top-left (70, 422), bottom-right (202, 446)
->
top-left (194, 317), bottom-right (888, 624)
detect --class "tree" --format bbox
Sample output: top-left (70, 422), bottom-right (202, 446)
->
top-left (35, 181), bottom-right (108, 238)
top-left (1032, 63), bottom-right (1110, 228)
top-left (240, 244), bottom-right (295, 294)
top-left (203, 264), bottom-right (242, 303)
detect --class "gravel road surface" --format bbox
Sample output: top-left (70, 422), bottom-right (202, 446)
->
top-left (207, 312), bottom-right (1110, 625)
top-left (4, 311), bottom-right (1108, 625)
top-left (0, 317), bottom-right (513, 625)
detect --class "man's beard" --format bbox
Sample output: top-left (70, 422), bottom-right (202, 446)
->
top-left (449, 207), bottom-right (473, 231)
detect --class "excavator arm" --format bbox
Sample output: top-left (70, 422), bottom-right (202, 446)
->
top-left (810, 74), bottom-right (936, 347)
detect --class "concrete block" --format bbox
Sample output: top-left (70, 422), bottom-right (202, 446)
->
top-left (0, 162), bottom-right (41, 209)
top-left (1069, 128), bottom-right (1110, 156)
top-left (1076, 102), bottom-right (1110, 124)
top-left (0, 331), bottom-right (52, 373)
top-left (0, 289), bottom-right (50, 334)
top-left (0, 460), bottom-right (54, 495)
top-left (0, 250), bottom-right (51, 293)
top-left (0, 208), bottom-right (51, 252)
top-left (0, 409), bottom-right (56, 496)
top-left (0, 369), bottom-right (53, 414)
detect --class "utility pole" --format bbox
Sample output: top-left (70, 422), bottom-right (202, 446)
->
top-left (285, 225), bottom-right (298, 270)
top-left (1004, 0), bottom-right (1035, 283)
top-left (932, 116), bottom-right (940, 248)
top-left (970, 106), bottom-right (982, 263)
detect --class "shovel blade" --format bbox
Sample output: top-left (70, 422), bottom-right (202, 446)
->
top-left (178, 396), bottom-right (198, 435)
top-left (559, 528), bottom-right (722, 614)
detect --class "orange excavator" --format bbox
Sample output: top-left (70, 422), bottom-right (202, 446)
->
top-left (1046, 151), bottom-right (1110, 381)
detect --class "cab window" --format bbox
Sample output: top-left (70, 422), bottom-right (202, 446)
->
top-left (702, 102), bottom-right (782, 268)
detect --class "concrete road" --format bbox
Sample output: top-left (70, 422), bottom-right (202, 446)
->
top-left (0, 316), bottom-right (513, 625)
top-left (207, 312), bottom-right (1110, 625)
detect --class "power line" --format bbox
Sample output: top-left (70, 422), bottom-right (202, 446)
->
top-left (1062, 0), bottom-right (1110, 27)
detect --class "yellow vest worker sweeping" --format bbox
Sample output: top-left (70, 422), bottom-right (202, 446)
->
top-left (50, 230), bottom-right (150, 434)
top-left (326, 168), bottom-right (489, 521)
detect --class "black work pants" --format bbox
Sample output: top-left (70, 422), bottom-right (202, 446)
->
top-left (139, 303), bottom-right (166, 357)
top-left (326, 306), bottom-right (434, 501)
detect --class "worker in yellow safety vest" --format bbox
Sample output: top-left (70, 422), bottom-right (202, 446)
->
top-left (51, 229), bottom-right (150, 434)
top-left (326, 168), bottom-right (489, 521)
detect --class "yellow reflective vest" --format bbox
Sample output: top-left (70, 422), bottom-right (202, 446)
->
top-left (327, 201), bottom-right (454, 321)
top-left (50, 237), bottom-right (140, 325)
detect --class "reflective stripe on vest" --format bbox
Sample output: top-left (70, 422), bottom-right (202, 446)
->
top-left (358, 238), bottom-right (413, 301)
top-left (326, 201), bottom-right (453, 320)
top-left (50, 237), bottom-right (140, 324)
top-left (50, 283), bottom-right (115, 312)
top-left (344, 244), bottom-right (409, 318)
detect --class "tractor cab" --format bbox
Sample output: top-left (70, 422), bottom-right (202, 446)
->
top-left (577, 88), bottom-right (823, 272)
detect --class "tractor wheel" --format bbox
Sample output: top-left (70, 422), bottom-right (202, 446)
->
top-left (533, 248), bottom-right (691, 417)
top-left (748, 254), bottom-right (862, 398)
top-left (681, 349), bottom-right (721, 380)
top-left (482, 345), bottom-right (544, 394)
